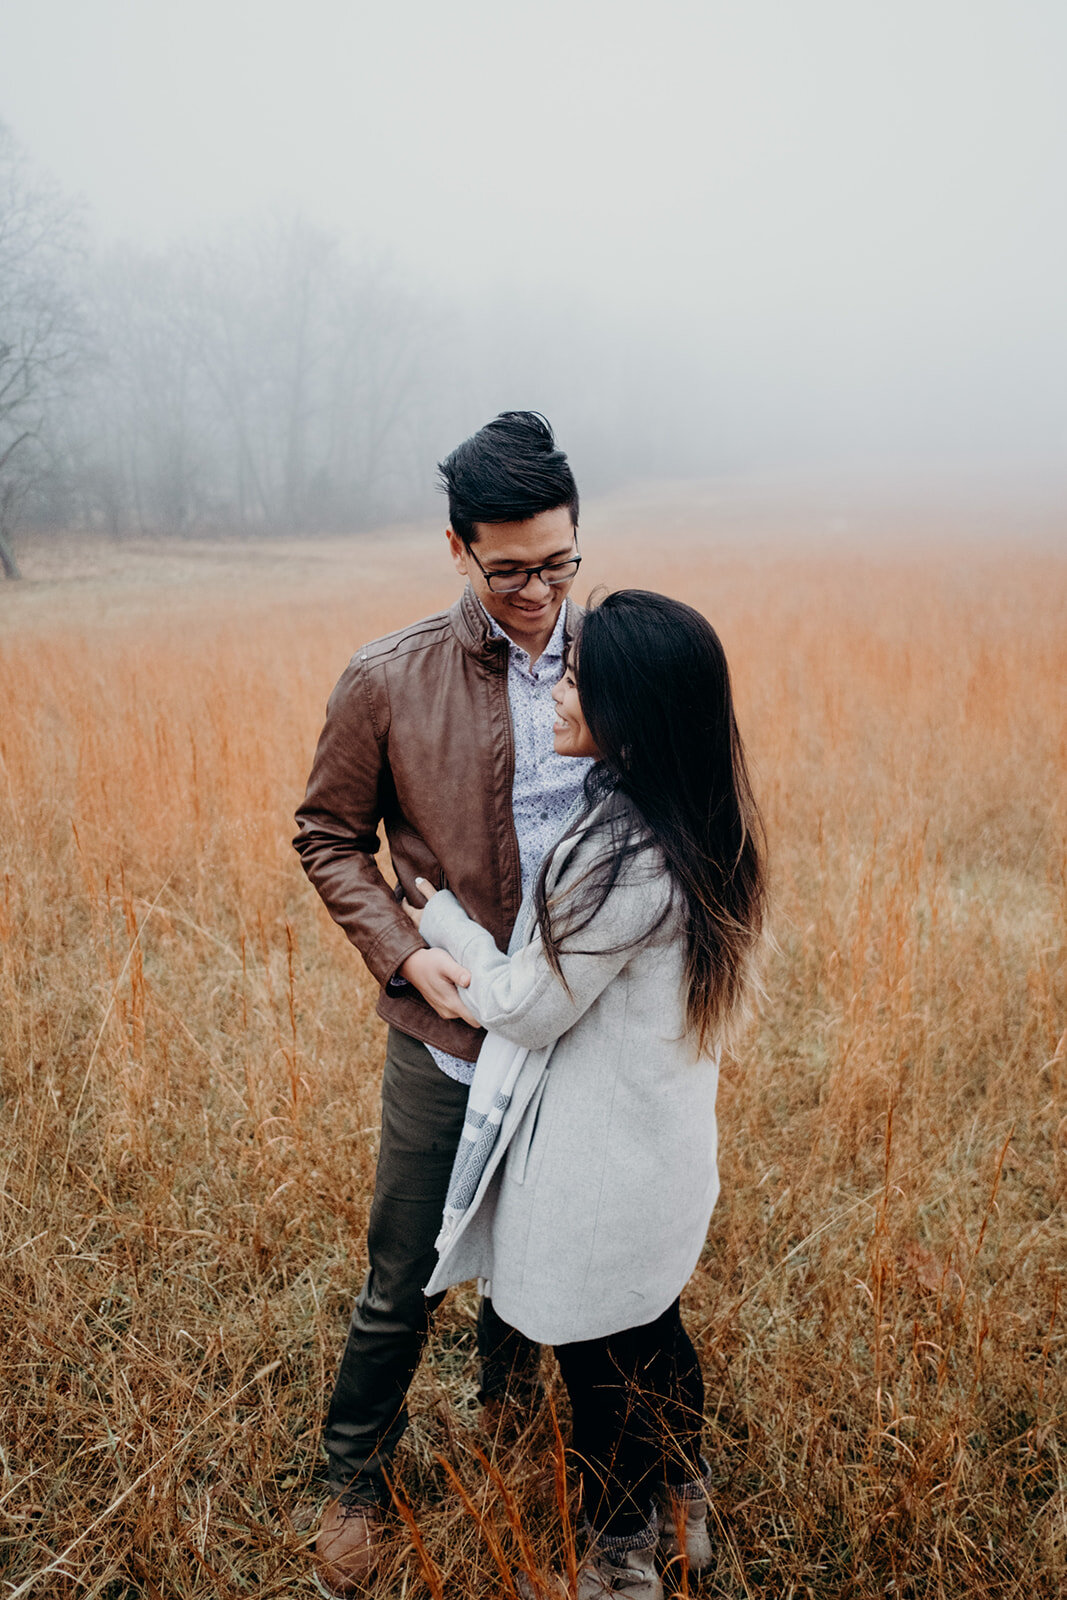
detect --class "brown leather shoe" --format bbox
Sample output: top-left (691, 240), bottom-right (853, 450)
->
top-left (313, 1495), bottom-right (384, 1597)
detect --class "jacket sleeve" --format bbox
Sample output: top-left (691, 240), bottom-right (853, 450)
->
top-left (293, 654), bottom-right (424, 985)
top-left (418, 860), bottom-right (674, 1050)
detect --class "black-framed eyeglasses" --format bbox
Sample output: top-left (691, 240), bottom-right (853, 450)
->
top-left (467, 543), bottom-right (582, 595)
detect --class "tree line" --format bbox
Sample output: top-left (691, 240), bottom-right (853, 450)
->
top-left (0, 123), bottom-right (486, 578)
top-left (1, 121), bottom-right (729, 581)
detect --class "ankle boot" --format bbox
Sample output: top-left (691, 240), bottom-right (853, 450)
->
top-left (657, 1496), bottom-right (712, 1571)
top-left (656, 1465), bottom-right (713, 1572)
top-left (515, 1536), bottom-right (663, 1600)
top-left (575, 1539), bottom-right (663, 1599)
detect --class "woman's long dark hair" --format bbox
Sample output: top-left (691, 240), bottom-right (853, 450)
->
top-left (534, 590), bottom-right (766, 1054)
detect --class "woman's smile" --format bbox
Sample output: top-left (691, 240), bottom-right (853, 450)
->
top-left (551, 665), bottom-right (599, 758)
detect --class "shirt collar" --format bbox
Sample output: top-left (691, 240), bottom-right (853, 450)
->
top-left (476, 596), bottom-right (569, 670)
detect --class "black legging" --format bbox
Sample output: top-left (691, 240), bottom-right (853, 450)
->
top-left (554, 1298), bottom-right (705, 1543)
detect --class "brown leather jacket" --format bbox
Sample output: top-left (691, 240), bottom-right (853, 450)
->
top-left (293, 586), bottom-right (579, 1061)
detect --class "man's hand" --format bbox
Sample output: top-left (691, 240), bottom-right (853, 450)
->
top-left (398, 947), bottom-right (478, 1026)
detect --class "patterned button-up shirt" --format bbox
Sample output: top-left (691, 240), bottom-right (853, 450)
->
top-left (428, 598), bottom-right (592, 1084)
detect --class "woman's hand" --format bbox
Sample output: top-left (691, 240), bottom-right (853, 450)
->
top-left (399, 879), bottom-right (476, 1024)
top-left (401, 876), bottom-right (439, 930)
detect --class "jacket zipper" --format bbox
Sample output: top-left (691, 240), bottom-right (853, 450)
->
top-left (493, 646), bottom-right (523, 930)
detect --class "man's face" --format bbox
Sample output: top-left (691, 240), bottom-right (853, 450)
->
top-left (447, 505), bottom-right (579, 647)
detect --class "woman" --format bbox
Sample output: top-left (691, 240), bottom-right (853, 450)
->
top-left (405, 590), bottom-right (766, 1600)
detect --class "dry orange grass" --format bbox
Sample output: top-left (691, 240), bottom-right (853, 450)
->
top-left (0, 507), bottom-right (1064, 1598)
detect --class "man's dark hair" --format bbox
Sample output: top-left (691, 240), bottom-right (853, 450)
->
top-left (437, 411), bottom-right (579, 545)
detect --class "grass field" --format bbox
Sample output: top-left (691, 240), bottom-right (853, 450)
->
top-left (1, 496), bottom-right (1065, 1598)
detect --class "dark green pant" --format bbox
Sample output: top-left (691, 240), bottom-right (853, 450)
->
top-left (323, 1026), bottom-right (540, 1500)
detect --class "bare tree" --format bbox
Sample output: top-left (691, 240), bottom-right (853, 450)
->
top-left (78, 249), bottom-right (218, 535)
top-left (0, 122), bottom-right (87, 577)
top-left (188, 219), bottom-right (439, 533)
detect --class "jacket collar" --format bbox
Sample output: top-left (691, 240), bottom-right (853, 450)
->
top-left (450, 584), bottom-right (581, 663)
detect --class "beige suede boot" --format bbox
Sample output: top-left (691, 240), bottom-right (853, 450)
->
top-left (574, 1540), bottom-right (663, 1599)
top-left (515, 1535), bottom-right (663, 1599)
top-left (656, 1463), bottom-right (714, 1573)
top-left (657, 1495), bottom-right (713, 1571)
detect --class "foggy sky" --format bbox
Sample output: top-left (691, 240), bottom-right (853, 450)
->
top-left (1, 0), bottom-right (1065, 483)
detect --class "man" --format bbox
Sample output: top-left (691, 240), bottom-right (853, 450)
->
top-left (293, 412), bottom-right (591, 1596)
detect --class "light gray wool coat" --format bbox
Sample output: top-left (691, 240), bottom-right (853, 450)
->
top-left (420, 816), bottom-right (721, 1346)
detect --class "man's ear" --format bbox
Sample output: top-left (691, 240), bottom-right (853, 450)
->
top-left (446, 528), bottom-right (468, 577)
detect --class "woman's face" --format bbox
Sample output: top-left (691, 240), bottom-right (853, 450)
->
top-left (552, 662), bottom-right (599, 759)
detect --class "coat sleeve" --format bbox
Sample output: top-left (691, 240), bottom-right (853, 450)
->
top-left (418, 859), bottom-right (674, 1049)
top-left (293, 655), bottom-right (425, 985)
